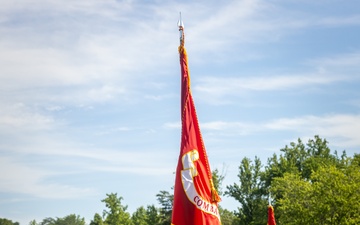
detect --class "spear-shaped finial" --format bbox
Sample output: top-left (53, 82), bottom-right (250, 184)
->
top-left (178, 12), bottom-right (185, 46)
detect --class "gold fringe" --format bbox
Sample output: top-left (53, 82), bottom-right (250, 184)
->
top-left (210, 179), bottom-right (221, 203)
top-left (179, 43), bottom-right (220, 204)
top-left (178, 45), bottom-right (186, 55)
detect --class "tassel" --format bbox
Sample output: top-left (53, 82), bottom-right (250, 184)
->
top-left (178, 45), bottom-right (184, 54)
top-left (210, 179), bottom-right (221, 203)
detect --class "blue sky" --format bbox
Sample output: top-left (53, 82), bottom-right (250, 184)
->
top-left (1, 0), bottom-right (360, 223)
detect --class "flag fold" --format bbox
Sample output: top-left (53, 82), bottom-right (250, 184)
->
top-left (267, 205), bottom-right (276, 225)
top-left (171, 44), bottom-right (221, 225)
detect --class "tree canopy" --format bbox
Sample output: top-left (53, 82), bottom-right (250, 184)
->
top-left (226, 135), bottom-right (360, 225)
top-left (2, 135), bottom-right (359, 225)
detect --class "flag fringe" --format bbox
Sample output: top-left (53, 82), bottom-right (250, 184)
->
top-left (210, 179), bottom-right (221, 203)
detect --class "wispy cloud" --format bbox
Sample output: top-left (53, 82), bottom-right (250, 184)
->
top-left (2, 134), bottom-right (170, 166)
top-left (265, 114), bottom-right (360, 147)
top-left (165, 113), bottom-right (360, 149)
top-left (307, 52), bottom-right (360, 68)
top-left (193, 73), bottom-right (344, 105)
top-left (1, 0), bottom-right (358, 107)
top-left (0, 157), bottom-right (96, 198)
top-left (193, 50), bottom-right (360, 105)
top-left (197, 73), bottom-right (341, 92)
top-left (0, 0), bottom-right (178, 107)
top-left (0, 103), bottom-right (56, 131)
top-left (182, 1), bottom-right (360, 62)
top-left (0, 133), bottom-right (175, 199)
top-left (317, 14), bottom-right (360, 27)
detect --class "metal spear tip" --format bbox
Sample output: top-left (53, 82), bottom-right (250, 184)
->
top-left (177, 12), bottom-right (184, 29)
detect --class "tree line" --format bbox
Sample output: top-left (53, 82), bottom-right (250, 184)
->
top-left (1, 135), bottom-right (359, 225)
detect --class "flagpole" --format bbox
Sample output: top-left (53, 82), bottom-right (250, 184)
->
top-left (268, 193), bottom-right (277, 225)
top-left (269, 192), bottom-right (272, 205)
top-left (172, 13), bottom-right (222, 225)
top-left (178, 12), bottom-right (185, 46)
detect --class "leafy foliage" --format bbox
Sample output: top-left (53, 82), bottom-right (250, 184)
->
top-left (3, 136), bottom-right (359, 225)
top-left (212, 167), bottom-right (226, 196)
top-left (89, 213), bottom-right (104, 225)
top-left (218, 206), bottom-right (238, 225)
top-left (226, 157), bottom-right (267, 225)
top-left (37, 215), bottom-right (85, 225)
top-left (226, 135), bottom-right (360, 225)
top-left (101, 193), bottom-right (132, 225)
top-left (0, 218), bottom-right (19, 225)
top-left (271, 161), bottom-right (360, 224)
top-left (156, 190), bottom-right (173, 225)
top-left (131, 206), bottom-right (148, 225)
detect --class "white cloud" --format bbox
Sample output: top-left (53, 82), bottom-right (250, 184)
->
top-left (193, 50), bottom-right (360, 105)
top-left (187, 0), bottom-right (266, 46)
top-left (180, 1), bottom-right (360, 61)
top-left (1, 0), bottom-right (358, 108)
top-left (0, 103), bottom-right (56, 131)
top-left (317, 14), bottom-right (360, 26)
top-left (0, 0), bottom-right (179, 108)
top-left (198, 73), bottom-right (340, 92)
top-left (265, 114), bottom-right (360, 147)
top-left (163, 121), bottom-right (180, 129)
top-left (86, 85), bottom-right (126, 102)
top-left (0, 0), bottom-right (134, 20)
top-left (0, 131), bottom-right (175, 199)
top-left (165, 113), bottom-right (360, 149)
top-left (193, 73), bottom-right (345, 105)
top-left (201, 121), bottom-right (254, 136)
top-left (307, 52), bottom-right (360, 68)
top-left (0, 157), bottom-right (96, 199)
top-left (1, 129), bottom-right (175, 175)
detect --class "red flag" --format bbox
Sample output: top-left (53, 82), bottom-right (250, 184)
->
top-left (171, 20), bottom-right (221, 225)
top-left (267, 205), bottom-right (276, 225)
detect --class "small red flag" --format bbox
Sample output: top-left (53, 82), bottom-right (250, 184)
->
top-left (267, 205), bottom-right (276, 225)
top-left (171, 24), bottom-right (221, 225)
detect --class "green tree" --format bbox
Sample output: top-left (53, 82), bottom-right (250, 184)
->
top-left (131, 206), bottom-right (148, 225)
top-left (156, 190), bottom-right (173, 225)
top-left (212, 167), bottom-right (226, 196)
top-left (212, 167), bottom-right (237, 225)
top-left (263, 138), bottom-right (308, 188)
top-left (40, 217), bottom-right (56, 225)
top-left (271, 160), bottom-right (360, 224)
top-left (218, 206), bottom-right (238, 225)
top-left (226, 157), bottom-right (267, 225)
top-left (145, 205), bottom-right (160, 225)
top-left (270, 172), bottom-right (312, 224)
top-left (0, 218), bottom-right (19, 225)
top-left (89, 213), bottom-right (104, 225)
top-left (57, 214), bottom-right (85, 225)
top-left (39, 215), bottom-right (85, 225)
top-left (263, 135), bottom-right (342, 187)
top-left (102, 193), bottom-right (132, 225)
top-left (29, 220), bottom-right (38, 225)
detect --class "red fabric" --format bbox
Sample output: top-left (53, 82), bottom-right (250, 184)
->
top-left (268, 205), bottom-right (276, 225)
top-left (171, 47), bottom-right (221, 225)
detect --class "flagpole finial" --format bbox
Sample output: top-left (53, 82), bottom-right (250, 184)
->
top-left (178, 12), bottom-right (185, 46)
